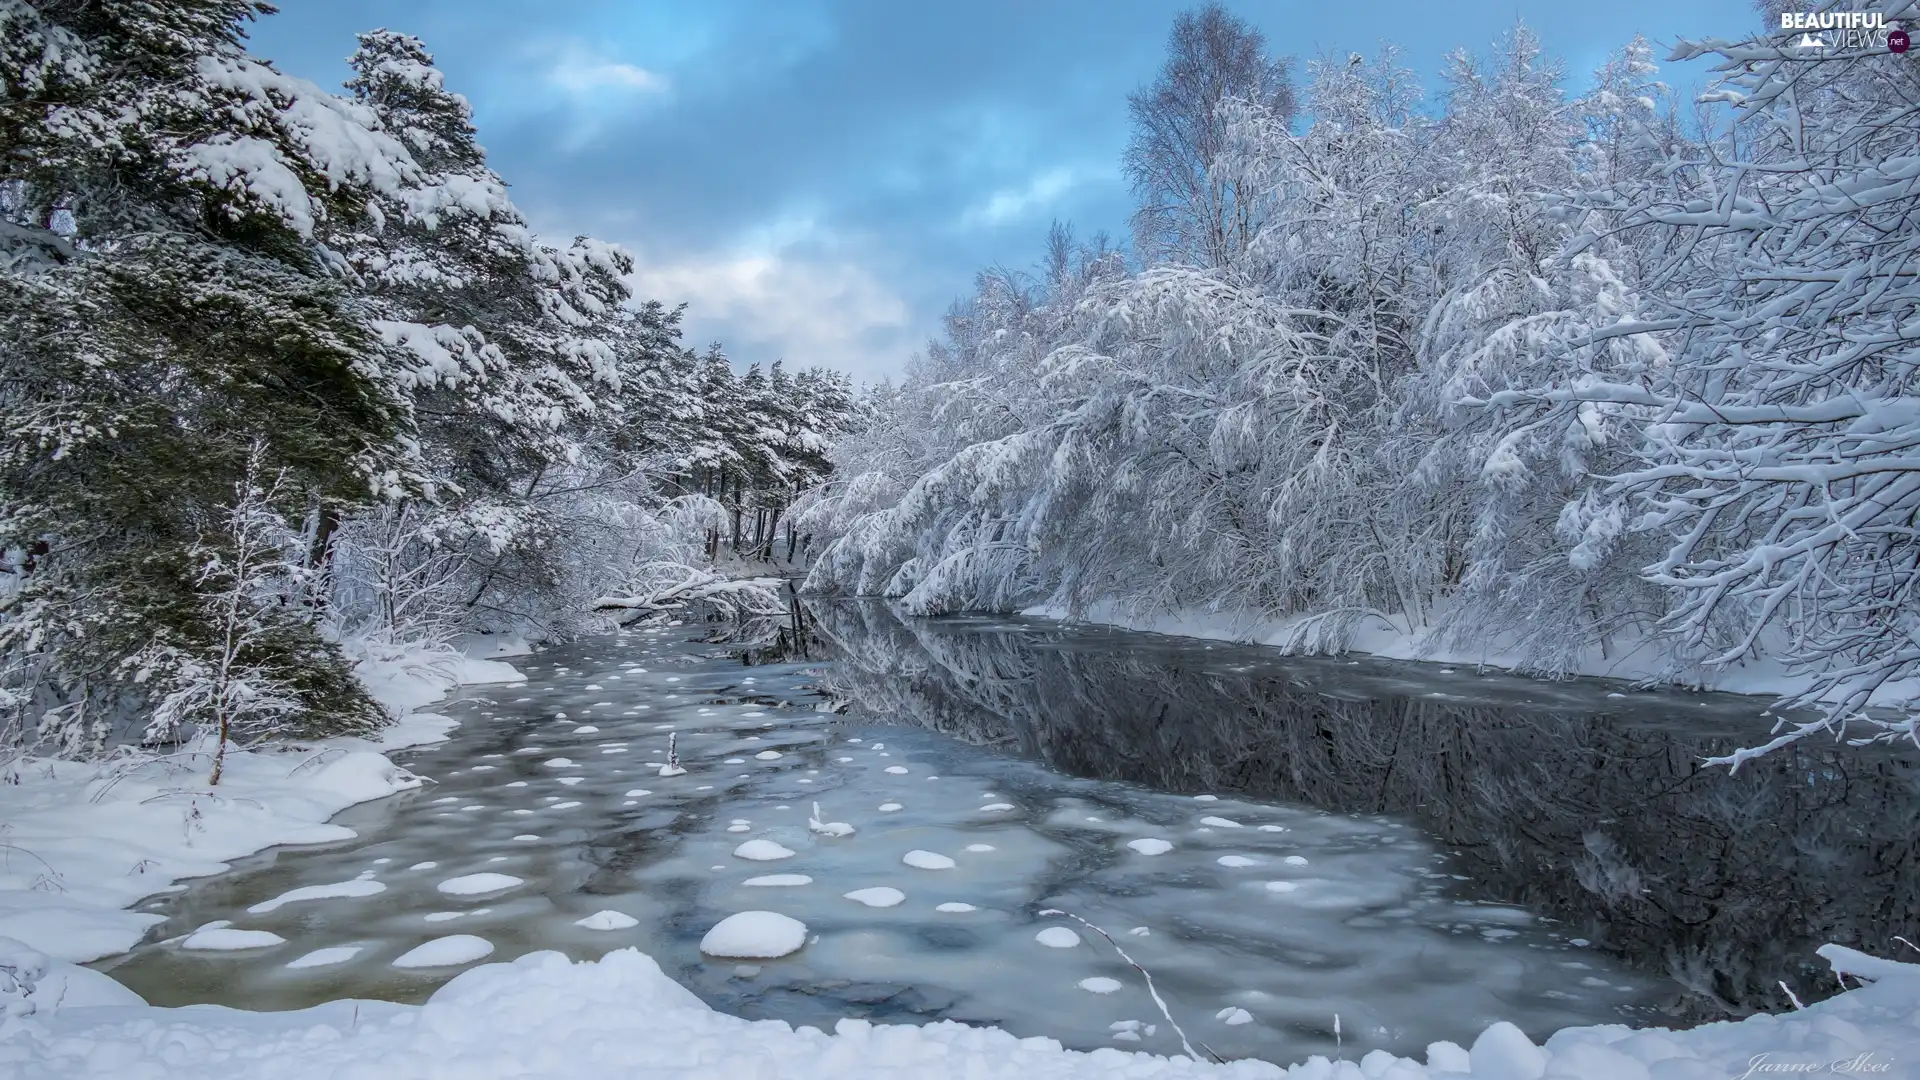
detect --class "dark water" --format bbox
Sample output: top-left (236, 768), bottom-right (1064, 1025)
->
top-left (90, 603), bottom-right (1918, 1066)
top-left (809, 601), bottom-right (1920, 1024)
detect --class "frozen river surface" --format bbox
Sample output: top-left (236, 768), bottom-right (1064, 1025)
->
top-left (95, 604), bottom-right (1916, 1065)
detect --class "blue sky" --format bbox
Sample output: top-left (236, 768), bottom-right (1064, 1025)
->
top-left (253, 0), bottom-right (1758, 381)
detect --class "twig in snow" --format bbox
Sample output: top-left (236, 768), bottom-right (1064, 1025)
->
top-left (1037, 908), bottom-right (1215, 1063)
top-left (808, 802), bottom-right (854, 836)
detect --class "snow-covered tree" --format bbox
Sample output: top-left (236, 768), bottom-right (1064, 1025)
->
top-left (135, 445), bottom-right (369, 784)
top-left (1484, 8), bottom-right (1920, 759)
top-left (0, 0), bottom-right (417, 746)
top-left (0, 7), bottom-right (855, 762)
top-left (1126, 2), bottom-right (1295, 268)
top-left (330, 29), bottom-right (656, 638)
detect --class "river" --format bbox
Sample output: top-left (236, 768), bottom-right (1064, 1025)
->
top-left (90, 601), bottom-right (1919, 1065)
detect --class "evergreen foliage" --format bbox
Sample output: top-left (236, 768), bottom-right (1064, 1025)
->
top-left (0, 7), bottom-right (857, 764)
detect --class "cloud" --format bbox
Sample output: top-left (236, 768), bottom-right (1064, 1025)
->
top-left (549, 57), bottom-right (668, 96)
top-left (545, 46), bottom-right (670, 98)
top-left (628, 243), bottom-right (916, 383)
top-left (960, 165), bottom-right (1103, 228)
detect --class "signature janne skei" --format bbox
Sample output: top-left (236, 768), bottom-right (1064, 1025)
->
top-left (1737, 1052), bottom-right (1895, 1079)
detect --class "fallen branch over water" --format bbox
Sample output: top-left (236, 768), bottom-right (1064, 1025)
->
top-left (593, 563), bottom-right (787, 619)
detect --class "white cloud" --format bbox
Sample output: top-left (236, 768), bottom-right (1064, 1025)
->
top-left (552, 60), bottom-right (667, 95)
top-left (960, 166), bottom-right (1086, 227)
top-left (544, 45), bottom-right (669, 98)
top-left (628, 245), bottom-right (917, 382)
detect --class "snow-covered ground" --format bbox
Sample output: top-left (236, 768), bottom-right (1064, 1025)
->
top-left (1025, 602), bottom-right (1920, 708)
top-left (0, 638), bottom-right (523, 1009)
top-left (5, 943), bottom-right (1916, 1079)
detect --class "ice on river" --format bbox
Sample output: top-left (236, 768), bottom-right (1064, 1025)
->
top-left (700, 912), bottom-right (807, 958)
top-left (392, 935), bottom-right (494, 968)
top-left (436, 873), bottom-right (523, 896)
top-left (247, 879), bottom-right (386, 913)
top-left (733, 840), bottom-right (795, 861)
top-left (575, 910), bottom-right (639, 930)
top-left (99, 629), bottom-right (1674, 1069)
top-left (284, 945), bottom-right (362, 969)
top-left (181, 926), bottom-right (285, 951)
top-left (742, 874), bottom-right (812, 887)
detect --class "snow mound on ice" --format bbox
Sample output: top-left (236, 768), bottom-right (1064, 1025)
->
top-left (733, 840), bottom-right (796, 861)
top-left (248, 878), bottom-right (386, 913)
top-left (903, 850), bottom-right (955, 870)
top-left (436, 873), bottom-right (523, 896)
top-left (575, 910), bottom-right (638, 931)
top-left (699, 912), bottom-right (807, 958)
top-left (286, 946), bottom-right (363, 969)
top-left (843, 887), bottom-right (905, 908)
top-left (1127, 838), bottom-right (1173, 855)
top-left (181, 927), bottom-right (285, 951)
top-left (392, 935), bottom-right (494, 968)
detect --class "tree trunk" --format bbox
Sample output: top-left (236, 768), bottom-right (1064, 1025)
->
top-left (308, 503), bottom-right (341, 609)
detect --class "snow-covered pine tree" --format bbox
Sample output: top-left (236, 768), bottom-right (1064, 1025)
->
top-left (331, 29), bottom-right (652, 640)
top-left (0, 0), bottom-right (419, 749)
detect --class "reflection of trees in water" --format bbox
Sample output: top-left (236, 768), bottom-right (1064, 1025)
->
top-left (807, 600), bottom-right (1920, 1023)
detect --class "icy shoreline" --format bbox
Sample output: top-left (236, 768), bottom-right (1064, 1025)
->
top-left (0, 640), bottom-right (523, 1003)
top-left (1022, 602), bottom-right (1920, 708)
top-left (7, 945), bottom-right (1918, 1079)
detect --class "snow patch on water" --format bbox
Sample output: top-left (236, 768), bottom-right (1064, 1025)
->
top-left (181, 927), bottom-right (285, 951)
top-left (247, 879), bottom-right (387, 914)
top-left (1035, 927), bottom-right (1081, 949)
top-left (436, 873), bottom-right (523, 896)
top-left (392, 935), bottom-right (494, 968)
top-left (284, 945), bottom-right (362, 969)
top-left (575, 910), bottom-right (639, 931)
top-left (699, 912), bottom-right (807, 958)
top-left (733, 840), bottom-right (795, 861)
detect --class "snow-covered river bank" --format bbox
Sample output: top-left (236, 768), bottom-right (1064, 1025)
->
top-left (60, 606), bottom-right (1920, 1069)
